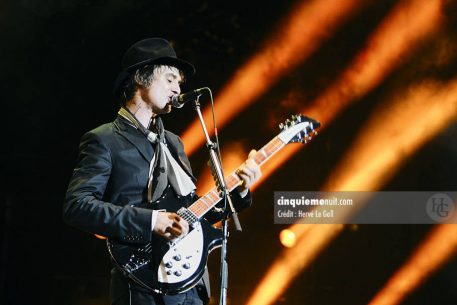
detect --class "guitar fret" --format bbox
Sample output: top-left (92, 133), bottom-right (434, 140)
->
top-left (263, 138), bottom-right (284, 160)
top-left (259, 149), bottom-right (268, 160)
top-left (227, 174), bottom-right (240, 190)
top-left (188, 205), bottom-right (197, 214)
top-left (254, 154), bottom-right (264, 164)
top-left (265, 139), bottom-right (280, 154)
top-left (189, 207), bottom-right (201, 218)
top-left (208, 189), bottom-right (220, 202)
top-left (189, 198), bottom-right (210, 218)
top-left (194, 202), bottom-right (205, 212)
top-left (200, 196), bottom-right (212, 208)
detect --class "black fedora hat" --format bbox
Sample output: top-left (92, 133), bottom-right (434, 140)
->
top-left (113, 38), bottom-right (195, 97)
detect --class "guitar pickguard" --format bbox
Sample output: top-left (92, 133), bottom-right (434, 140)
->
top-left (158, 223), bottom-right (204, 284)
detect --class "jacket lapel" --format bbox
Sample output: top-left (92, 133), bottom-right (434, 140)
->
top-left (165, 132), bottom-right (197, 182)
top-left (113, 115), bottom-right (196, 182)
top-left (114, 116), bottom-right (154, 163)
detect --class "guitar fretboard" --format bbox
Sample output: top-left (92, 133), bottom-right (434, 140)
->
top-left (188, 136), bottom-right (286, 218)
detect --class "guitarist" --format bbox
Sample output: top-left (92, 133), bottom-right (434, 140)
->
top-left (63, 38), bottom-right (261, 305)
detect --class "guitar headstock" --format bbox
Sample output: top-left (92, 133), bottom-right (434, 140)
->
top-left (278, 114), bottom-right (321, 144)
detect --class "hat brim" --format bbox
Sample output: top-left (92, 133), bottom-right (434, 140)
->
top-left (113, 56), bottom-right (195, 97)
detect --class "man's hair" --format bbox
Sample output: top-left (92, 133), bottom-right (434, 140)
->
top-left (120, 64), bottom-right (184, 105)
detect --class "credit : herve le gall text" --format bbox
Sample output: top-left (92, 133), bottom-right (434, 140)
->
top-left (277, 209), bottom-right (335, 218)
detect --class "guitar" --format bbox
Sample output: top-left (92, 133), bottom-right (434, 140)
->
top-left (107, 114), bottom-right (320, 294)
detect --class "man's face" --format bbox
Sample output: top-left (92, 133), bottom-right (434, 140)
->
top-left (139, 66), bottom-right (182, 114)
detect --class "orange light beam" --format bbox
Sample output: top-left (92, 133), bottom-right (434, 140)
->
top-left (246, 224), bottom-right (345, 305)
top-left (246, 78), bottom-right (457, 305)
top-left (303, 0), bottom-right (443, 124)
top-left (367, 224), bottom-right (457, 305)
top-left (254, 0), bottom-right (443, 190)
top-left (323, 79), bottom-right (457, 192)
top-left (182, 0), bottom-right (364, 156)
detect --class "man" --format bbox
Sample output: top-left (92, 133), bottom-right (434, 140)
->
top-left (63, 38), bottom-right (261, 305)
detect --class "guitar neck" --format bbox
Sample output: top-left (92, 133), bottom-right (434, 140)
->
top-left (188, 136), bottom-right (285, 219)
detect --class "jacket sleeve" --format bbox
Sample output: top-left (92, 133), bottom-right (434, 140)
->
top-left (63, 130), bottom-right (153, 244)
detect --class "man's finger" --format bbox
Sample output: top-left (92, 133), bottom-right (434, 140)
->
top-left (238, 172), bottom-right (252, 188)
top-left (166, 225), bottom-right (182, 237)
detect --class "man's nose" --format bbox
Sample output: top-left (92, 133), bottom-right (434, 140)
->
top-left (171, 83), bottom-right (181, 95)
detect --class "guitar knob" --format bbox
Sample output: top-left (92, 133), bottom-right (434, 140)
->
top-left (173, 255), bottom-right (182, 261)
top-left (166, 270), bottom-right (172, 275)
top-left (183, 263), bottom-right (191, 269)
top-left (174, 270), bottom-right (182, 277)
top-left (165, 261), bottom-right (173, 268)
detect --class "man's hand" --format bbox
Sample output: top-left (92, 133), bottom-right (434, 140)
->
top-left (153, 212), bottom-right (189, 240)
top-left (236, 150), bottom-right (262, 197)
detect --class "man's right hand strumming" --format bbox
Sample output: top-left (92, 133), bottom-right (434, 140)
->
top-left (154, 212), bottom-right (189, 240)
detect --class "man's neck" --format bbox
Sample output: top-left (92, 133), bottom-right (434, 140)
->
top-left (125, 100), bottom-right (155, 129)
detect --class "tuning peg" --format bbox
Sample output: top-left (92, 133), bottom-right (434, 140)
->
top-left (313, 130), bottom-right (318, 136)
top-left (279, 123), bottom-right (285, 130)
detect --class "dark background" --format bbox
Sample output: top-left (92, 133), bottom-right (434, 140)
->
top-left (1, 0), bottom-right (457, 304)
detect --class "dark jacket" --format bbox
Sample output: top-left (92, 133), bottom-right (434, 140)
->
top-left (63, 115), bottom-right (251, 303)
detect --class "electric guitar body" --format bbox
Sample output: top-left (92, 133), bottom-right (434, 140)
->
top-left (108, 204), bottom-right (223, 294)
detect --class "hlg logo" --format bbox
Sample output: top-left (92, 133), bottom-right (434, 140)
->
top-left (426, 193), bottom-right (455, 222)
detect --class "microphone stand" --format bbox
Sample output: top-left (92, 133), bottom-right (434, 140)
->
top-left (192, 94), bottom-right (242, 305)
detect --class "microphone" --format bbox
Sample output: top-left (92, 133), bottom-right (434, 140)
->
top-left (171, 88), bottom-right (205, 108)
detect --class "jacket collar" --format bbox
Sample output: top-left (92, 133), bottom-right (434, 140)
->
top-left (113, 115), bottom-right (197, 182)
top-left (114, 115), bottom-right (154, 163)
